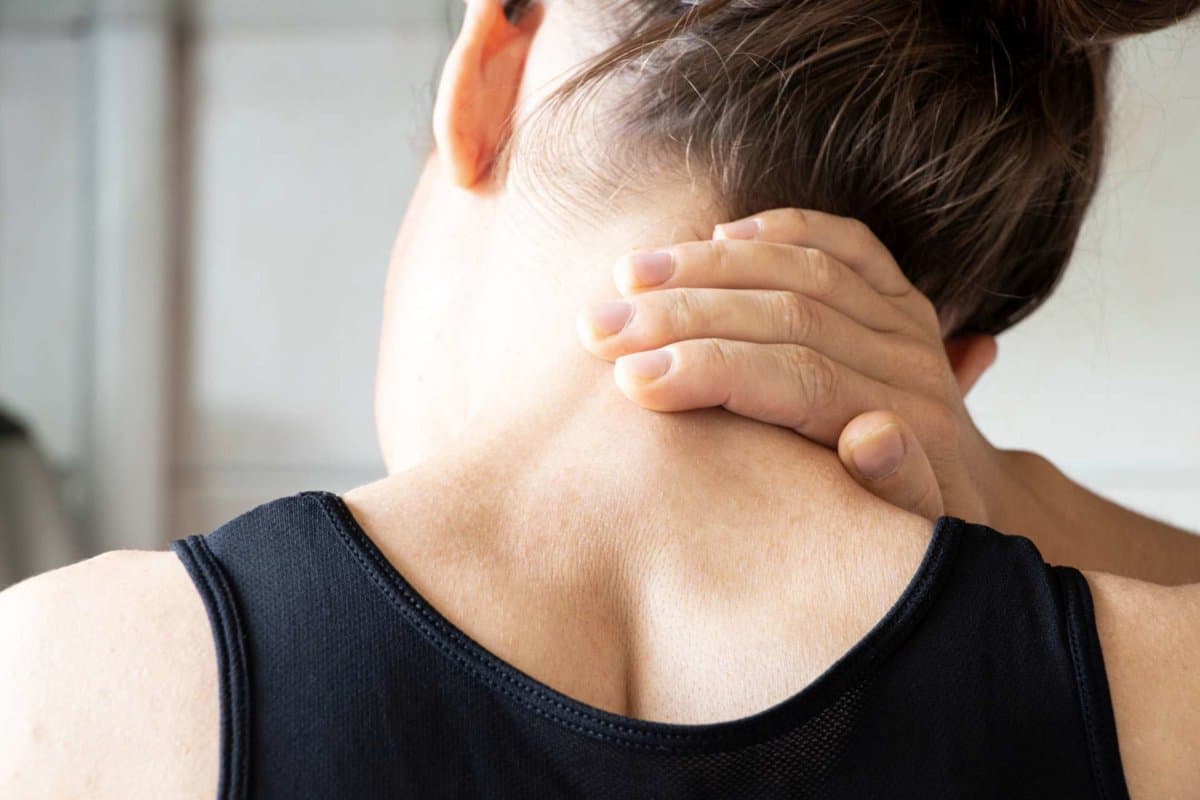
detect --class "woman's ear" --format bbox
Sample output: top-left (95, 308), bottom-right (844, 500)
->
top-left (434, 0), bottom-right (544, 188)
top-left (944, 334), bottom-right (998, 397)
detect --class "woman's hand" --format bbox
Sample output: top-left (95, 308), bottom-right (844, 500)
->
top-left (578, 207), bottom-right (1200, 583)
top-left (577, 208), bottom-right (1001, 523)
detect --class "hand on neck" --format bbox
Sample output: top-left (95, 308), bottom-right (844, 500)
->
top-left (373, 157), bottom-right (913, 544)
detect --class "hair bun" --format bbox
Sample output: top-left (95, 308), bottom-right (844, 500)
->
top-left (984, 0), bottom-right (1200, 47)
top-left (1051, 0), bottom-right (1200, 44)
top-left (705, 0), bottom-right (1198, 46)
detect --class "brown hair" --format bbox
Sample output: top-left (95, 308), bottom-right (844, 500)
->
top-left (503, 0), bottom-right (1199, 335)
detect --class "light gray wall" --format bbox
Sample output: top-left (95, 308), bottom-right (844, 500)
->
top-left (174, 25), bottom-right (443, 534)
top-left (0, 31), bottom-right (88, 470)
top-left (1, 3), bottom-right (1198, 549)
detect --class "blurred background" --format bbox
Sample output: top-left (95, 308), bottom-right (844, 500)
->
top-left (1, 0), bottom-right (1197, 587)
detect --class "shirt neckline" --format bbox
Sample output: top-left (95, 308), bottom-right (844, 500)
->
top-left (314, 491), bottom-right (963, 754)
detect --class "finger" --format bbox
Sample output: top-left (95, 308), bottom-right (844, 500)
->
top-left (613, 340), bottom-right (909, 448)
top-left (614, 241), bottom-right (906, 333)
top-left (714, 208), bottom-right (913, 298)
top-left (837, 412), bottom-right (945, 521)
top-left (579, 289), bottom-right (922, 383)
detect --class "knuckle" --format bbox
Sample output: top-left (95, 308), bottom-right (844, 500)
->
top-left (802, 249), bottom-right (838, 298)
top-left (809, 351), bottom-right (839, 405)
top-left (911, 292), bottom-right (941, 331)
top-left (701, 338), bottom-right (736, 377)
top-left (659, 289), bottom-right (701, 338)
top-left (786, 346), bottom-right (837, 410)
top-left (847, 217), bottom-right (875, 242)
top-left (772, 291), bottom-right (816, 343)
top-left (672, 289), bottom-right (705, 333)
top-left (780, 208), bottom-right (811, 235)
top-left (709, 239), bottom-right (735, 276)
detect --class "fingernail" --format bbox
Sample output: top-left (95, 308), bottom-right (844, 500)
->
top-left (851, 424), bottom-right (905, 480)
top-left (714, 218), bottom-right (762, 240)
top-left (628, 250), bottom-right (675, 287)
top-left (619, 350), bottom-right (674, 381)
top-left (589, 301), bottom-right (635, 337)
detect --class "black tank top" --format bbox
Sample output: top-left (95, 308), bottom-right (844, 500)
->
top-left (172, 492), bottom-right (1128, 799)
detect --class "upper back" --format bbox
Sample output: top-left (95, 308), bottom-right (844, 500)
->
top-left (2, 492), bottom-right (1196, 799)
top-left (173, 494), bottom-right (1121, 797)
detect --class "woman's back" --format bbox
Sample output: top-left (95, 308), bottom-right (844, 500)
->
top-left (2, 416), bottom-right (1195, 798)
top-left (166, 488), bottom-right (1122, 798)
top-left (164, 414), bottom-right (1129, 798)
top-left (337, 431), bottom-right (940, 728)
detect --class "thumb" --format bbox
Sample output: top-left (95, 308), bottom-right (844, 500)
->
top-left (837, 411), bottom-right (945, 521)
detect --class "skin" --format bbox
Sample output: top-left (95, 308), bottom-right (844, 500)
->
top-left (0, 2), bottom-right (1196, 798)
top-left (579, 207), bottom-right (1200, 585)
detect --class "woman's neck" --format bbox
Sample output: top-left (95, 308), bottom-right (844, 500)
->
top-left (375, 162), bottom-right (920, 540)
top-left (375, 160), bottom-right (722, 473)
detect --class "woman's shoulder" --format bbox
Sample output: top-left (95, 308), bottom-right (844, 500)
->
top-left (0, 549), bottom-right (218, 798)
top-left (1084, 571), bottom-right (1200, 799)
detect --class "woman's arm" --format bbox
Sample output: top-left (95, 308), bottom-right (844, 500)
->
top-left (1088, 573), bottom-right (1200, 798)
top-left (578, 207), bottom-right (1200, 585)
top-left (0, 551), bottom-right (219, 798)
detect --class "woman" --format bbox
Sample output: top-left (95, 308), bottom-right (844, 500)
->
top-left (1, 1), bottom-right (1198, 798)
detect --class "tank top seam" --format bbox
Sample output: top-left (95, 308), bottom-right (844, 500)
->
top-left (172, 536), bottom-right (252, 800)
top-left (1061, 569), bottom-right (1108, 799)
top-left (1055, 567), bottom-right (1130, 800)
top-left (312, 491), bottom-right (962, 753)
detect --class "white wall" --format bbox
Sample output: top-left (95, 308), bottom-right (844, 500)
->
top-left (1, 4), bottom-right (1198, 549)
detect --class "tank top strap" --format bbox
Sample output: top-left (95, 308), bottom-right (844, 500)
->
top-left (1051, 564), bottom-right (1129, 800)
top-left (173, 491), bottom-right (415, 800)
